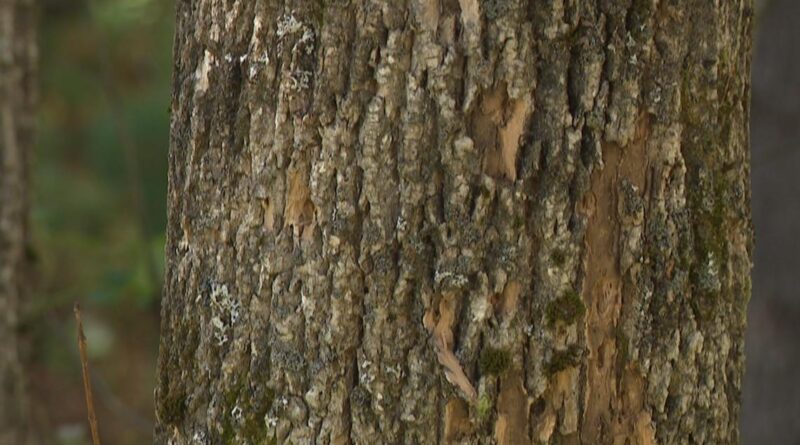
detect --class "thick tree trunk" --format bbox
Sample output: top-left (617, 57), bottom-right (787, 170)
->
top-left (0, 0), bottom-right (35, 442)
top-left (155, 1), bottom-right (753, 444)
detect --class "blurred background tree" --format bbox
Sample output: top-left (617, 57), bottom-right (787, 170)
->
top-left (743, 0), bottom-right (800, 443)
top-left (30, 0), bottom-right (172, 443)
top-left (1, 0), bottom-right (36, 442)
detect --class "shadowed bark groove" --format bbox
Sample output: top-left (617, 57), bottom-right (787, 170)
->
top-left (155, 0), bottom-right (754, 444)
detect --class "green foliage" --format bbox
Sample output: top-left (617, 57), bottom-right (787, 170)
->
top-left (36, 0), bottom-right (173, 310)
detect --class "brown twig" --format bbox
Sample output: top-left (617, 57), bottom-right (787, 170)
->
top-left (74, 303), bottom-right (102, 445)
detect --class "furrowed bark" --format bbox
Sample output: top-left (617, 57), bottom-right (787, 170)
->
top-left (0, 0), bottom-right (36, 442)
top-left (155, 1), bottom-right (754, 444)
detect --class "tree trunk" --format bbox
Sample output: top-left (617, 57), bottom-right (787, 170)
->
top-left (155, 1), bottom-right (753, 444)
top-left (0, 0), bottom-right (35, 442)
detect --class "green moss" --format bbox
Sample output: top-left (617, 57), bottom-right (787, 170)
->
top-left (476, 394), bottom-right (493, 420)
top-left (545, 291), bottom-right (585, 325)
top-left (244, 386), bottom-right (276, 443)
top-left (514, 213), bottom-right (526, 228)
top-left (547, 346), bottom-right (582, 375)
top-left (685, 169), bottom-right (730, 321)
top-left (550, 248), bottom-right (566, 267)
top-left (479, 347), bottom-right (512, 376)
top-left (678, 62), bottom-right (740, 322)
top-left (218, 380), bottom-right (276, 444)
top-left (312, 0), bottom-right (325, 28)
top-left (221, 421), bottom-right (236, 443)
top-left (159, 389), bottom-right (186, 424)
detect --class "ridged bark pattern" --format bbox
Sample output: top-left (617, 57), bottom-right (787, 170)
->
top-left (155, 1), bottom-right (753, 444)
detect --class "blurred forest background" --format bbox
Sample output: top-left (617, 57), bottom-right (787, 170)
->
top-left (24, 0), bottom-right (799, 444)
top-left (30, 0), bottom-right (170, 443)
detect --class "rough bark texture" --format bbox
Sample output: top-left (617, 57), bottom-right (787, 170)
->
top-left (155, 1), bottom-right (753, 444)
top-left (0, 0), bottom-right (35, 442)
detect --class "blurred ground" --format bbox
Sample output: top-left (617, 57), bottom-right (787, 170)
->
top-left (743, 0), bottom-right (800, 443)
top-left (26, 1), bottom-right (799, 444)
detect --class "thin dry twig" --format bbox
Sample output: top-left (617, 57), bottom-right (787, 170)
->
top-left (74, 303), bottom-right (102, 445)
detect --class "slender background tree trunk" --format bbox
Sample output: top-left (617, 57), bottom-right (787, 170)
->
top-left (155, 1), bottom-right (753, 443)
top-left (0, 0), bottom-right (35, 442)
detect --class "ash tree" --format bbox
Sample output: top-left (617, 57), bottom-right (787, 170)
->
top-left (155, 1), bottom-right (754, 444)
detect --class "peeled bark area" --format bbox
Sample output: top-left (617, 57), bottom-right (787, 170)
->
top-left (0, 0), bottom-right (35, 442)
top-left (155, 1), bottom-right (753, 444)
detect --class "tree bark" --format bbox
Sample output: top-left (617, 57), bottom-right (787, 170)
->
top-left (155, 1), bottom-right (753, 444)
top-left (0, 0), bottom-right (35, 442)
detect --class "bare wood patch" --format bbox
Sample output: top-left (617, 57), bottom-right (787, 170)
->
top-left (444, 398), bottom-right (473, 443)
top-left (423, 293), bottom-right (477, 400)
top-left (492, 280), bottom-right (522, 321)
top-left (261, 198), bottom-right (275, 231)
top-left (609, 369), bottom-right (657, 445)
top-left (495, 370), bottom-right (530, 445)
top-left (580, 114), bottom-right (651, 443)
top-left (473, 84), bottom-right (531, 181)
top-left (533, 410), bottom-right (557, 444)
top-left (458, 0), bottom-right (480, 29)
top-left (284, 170), bottom-right (316, 240)
top-left (496, 98), bottom-right (529, 181)
top-left (536, 367), bottom-right (580, 439)
top-left (413, 0), bottom-right (440, 33)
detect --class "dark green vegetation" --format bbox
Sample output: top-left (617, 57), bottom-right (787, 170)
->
top-left (36, 0), bottom-right (172, 309)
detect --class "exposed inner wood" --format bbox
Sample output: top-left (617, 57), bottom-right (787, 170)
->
top-left (474, 83), bottom-right (530, 182)
top-left (424, 292), bottom-right (477, 401)
top-left (284, 168), bottom-right (315, 241)
top-left (495, 370), bottom-right (529, 445)
top-left (581, 115), bottom-right (651, 443)
top-left (444, 398), bottom-right (472, 443)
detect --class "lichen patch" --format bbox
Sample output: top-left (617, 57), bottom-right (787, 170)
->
top-left (195, 50), bottom-right (214, 94)
top-left (261, 198), bottom-right (275, 231)
top-left (496, 98), bottom-right (530, 181)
